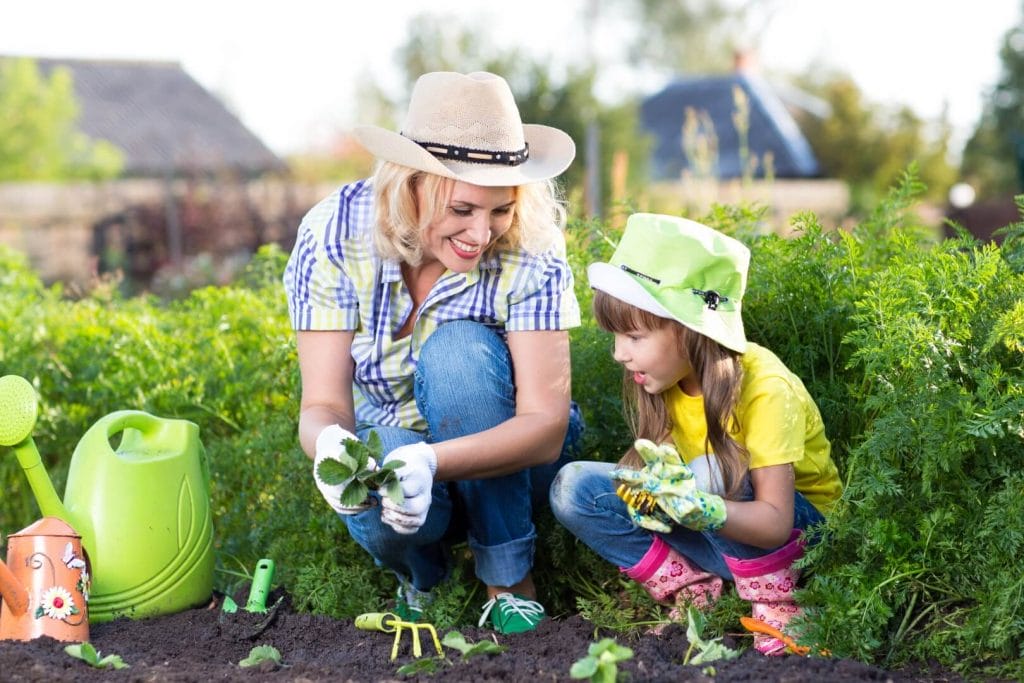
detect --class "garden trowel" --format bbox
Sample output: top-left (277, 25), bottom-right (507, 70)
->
top-left (219, 558), bottom-right (282, 639)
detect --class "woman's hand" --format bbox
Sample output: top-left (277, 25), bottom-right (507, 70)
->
top-left (380, 443), bottom-right (438, 534)
top-left (313, 424), bottom-right (377, 514)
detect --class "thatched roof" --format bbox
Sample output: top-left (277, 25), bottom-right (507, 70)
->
top-left (29, 57), bottom-right (286, 178)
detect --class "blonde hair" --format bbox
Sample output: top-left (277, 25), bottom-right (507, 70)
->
top-left (371, 161), bottom-right (567, 265)
top-left (592, 289), bottom-right (748, 499)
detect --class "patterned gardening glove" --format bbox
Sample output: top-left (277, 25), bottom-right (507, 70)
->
top-left (612, 439), bottom-right (728, 532)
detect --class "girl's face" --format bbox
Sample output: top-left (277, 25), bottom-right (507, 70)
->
top-left (611, 324), bottom-right (695, 396)
top-left (419, 181), bottom-right (515, 273)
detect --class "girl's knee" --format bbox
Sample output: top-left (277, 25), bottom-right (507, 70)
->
top-left (549, 461), bottom-right (603, 520)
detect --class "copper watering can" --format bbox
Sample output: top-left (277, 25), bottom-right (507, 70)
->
top-left (0, 374), bottom-right (214, 623)
top-left (0, 517), bottom-right (90, 641)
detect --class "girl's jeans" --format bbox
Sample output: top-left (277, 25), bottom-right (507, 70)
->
top-left (549, 461), bottom-right (824, 578)
top-left (343, 321), bottom-right (583, 591)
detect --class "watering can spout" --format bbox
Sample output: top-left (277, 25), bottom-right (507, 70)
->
top-left (0, 553), bottom-right (30, 617)
top-left (0, 376), bottom-right (93, 552)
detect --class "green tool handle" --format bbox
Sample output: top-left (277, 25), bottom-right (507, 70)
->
top-left (245, 558), bottom-right (275, 613)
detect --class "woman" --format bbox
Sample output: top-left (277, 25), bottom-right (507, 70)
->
top-left (283, 71), bottom-right (582, 634)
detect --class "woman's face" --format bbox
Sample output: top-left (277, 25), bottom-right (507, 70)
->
top-left (611, 324), bottom-right (694, 396)
top-left (419, 181), bottom-right (515, 273)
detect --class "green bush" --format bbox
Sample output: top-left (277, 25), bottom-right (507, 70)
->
top-left (1, 171), bottom-right (1022, 677)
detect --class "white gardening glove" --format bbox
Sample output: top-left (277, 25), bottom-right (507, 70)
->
top-left (379, 442), bottom-right (437, 535)
top-left (313, 424), bottom-right (377, 514)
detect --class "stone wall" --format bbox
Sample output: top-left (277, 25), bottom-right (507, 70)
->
top-left (644, 178), bottom-right (852, 234)
top-left (0, 178), bottom-right (337, 287)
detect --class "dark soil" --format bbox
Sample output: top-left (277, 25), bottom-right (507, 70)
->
top-left (0, 591), bottom-right (965, 682)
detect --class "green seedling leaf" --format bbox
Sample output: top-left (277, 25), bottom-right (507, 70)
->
top-left (64, 642), bottom-right (129, 669)
top-left (317, 455), bottom-right (355, 484)
top-left (382, 478), bottom-right (405, 506)
top-left (570, 638), bottom-right (633, 682)
top-left (239, 644), bottom-right (282, 668)
top-left (396, 656), bottom-right (441, 676)
top-left (441, 631), bottom-right (507, 659)
top-left (682, 606), bottom-right (739, 665)
top-left (569, 656), bottom-right (599, 679)
top-left (340, 479), bottom-right (370, 507)
top-left (343, 435), bottom-right (376, 470)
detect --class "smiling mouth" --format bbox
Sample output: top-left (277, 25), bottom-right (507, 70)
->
top-left (449, 237), bottom-right (482, 259)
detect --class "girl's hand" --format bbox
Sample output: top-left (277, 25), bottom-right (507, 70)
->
top-left (613, 439), bottom-right (728, 532)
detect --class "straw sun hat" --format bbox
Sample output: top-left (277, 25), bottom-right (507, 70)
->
top-left (587, 213), bottom-right (751, 353)
top-left (353, 71), bottom-right (576, 187)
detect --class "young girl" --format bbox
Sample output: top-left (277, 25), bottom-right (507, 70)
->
top-left (550, 213), bottom-right (842, 655)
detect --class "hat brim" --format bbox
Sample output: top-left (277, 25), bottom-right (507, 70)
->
top-left (587, 262), bottom-right (748, 353)
top-left (353, 124), bottom-right (575, 187)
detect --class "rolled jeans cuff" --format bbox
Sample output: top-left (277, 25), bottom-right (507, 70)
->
top-left (469, 531), bottom-right (537, 587)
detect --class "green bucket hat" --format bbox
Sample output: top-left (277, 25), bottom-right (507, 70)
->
top-left (587, 213), bottom-right (750, 353)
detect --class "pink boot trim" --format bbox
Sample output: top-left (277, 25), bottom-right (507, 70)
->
top-left (723, 530), bottom-right (805, 656)
top-left (724, 529), bottom-right (804, 578)
top-left (622, 536), bottom-right (722, 605)
top-left (622, 535), bottom-right (671, 583)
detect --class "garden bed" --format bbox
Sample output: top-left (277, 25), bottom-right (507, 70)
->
top-left (0, 591), bottom-right (961, 682)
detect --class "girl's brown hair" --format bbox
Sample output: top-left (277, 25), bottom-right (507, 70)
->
top-left (592, 289), bottom-right (748, 498)
top-left (371, 161), bottom-right (567, 265)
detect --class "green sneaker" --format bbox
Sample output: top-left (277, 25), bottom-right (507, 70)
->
top-left (394, 581), bottom-right (431, 622)
top-left (478, 593), bottom-right (546, 634)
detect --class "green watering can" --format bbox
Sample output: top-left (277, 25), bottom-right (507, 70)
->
top-left (0, 375), bottom-right (214, 623)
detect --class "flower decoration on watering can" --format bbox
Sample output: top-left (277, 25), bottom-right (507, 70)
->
top-left (0, 517), bottom-right (90, 642)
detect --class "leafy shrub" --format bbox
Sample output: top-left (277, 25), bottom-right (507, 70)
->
top-left (2, 172), bottom-right (1023, 677)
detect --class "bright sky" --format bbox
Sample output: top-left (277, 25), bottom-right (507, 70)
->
top-left (2, 1), bottom-right (1019, 157)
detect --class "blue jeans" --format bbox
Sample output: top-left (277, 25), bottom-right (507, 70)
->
top-left (549, 460), bottom-right (824, 579)
top-left (343, 321), bottom-right (583, 591)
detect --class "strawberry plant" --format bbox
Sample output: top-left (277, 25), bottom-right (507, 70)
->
top-left (64, 642), bottom-right (128, 670)
top-left (239, 644), bottom-right (282, 668)
top-left (570, 638), bottom-right (634, 683)
top-left (314, 430), bottom-right (404, 508)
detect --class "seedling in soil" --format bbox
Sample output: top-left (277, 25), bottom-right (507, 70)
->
top-left (396, 656), bottom-right (442, 676)
top-left (239, 644), bottom-right (282, 668)
top-left (64, 642), bottom-right (128, 670)
top-left (569, 637), bottom-right (634, 683)
top-left (682, 606), bottom-right (740, 666)
top-left (441, 631), bottom-right (507, 659)
top-left (316, 431), bottom-right (404, 506)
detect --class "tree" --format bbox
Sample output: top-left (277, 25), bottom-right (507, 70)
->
top-left (621, 0), bottom-right (753, 74)
top-left (0, 58), bottom-right (122, 181)
top-left (961, 16), bottom-right (1024, 199)
top-left (794, 71), bottom-right (956, 211)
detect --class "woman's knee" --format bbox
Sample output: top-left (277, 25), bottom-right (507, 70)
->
top-left (416, 322), bottom-right (514, 436)
top-left (419, 321), bottom-right (508, 373)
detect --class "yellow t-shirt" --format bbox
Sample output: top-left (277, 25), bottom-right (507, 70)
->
top-left (666, 343), bottom-right (842, 515)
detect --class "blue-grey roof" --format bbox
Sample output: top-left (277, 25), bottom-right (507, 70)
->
top-left (641, 73), bottom-right (820, 181)
top-left (26, 57), bottom-right (285, 178)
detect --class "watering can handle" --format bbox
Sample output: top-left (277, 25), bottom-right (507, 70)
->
top-left (96, 410), bottom-right (166, 440)
top-left (91, 410), bottom-right (211, 489)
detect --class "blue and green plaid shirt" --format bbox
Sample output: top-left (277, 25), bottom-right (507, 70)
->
top-left (283, 179), bottom-right (581, 431)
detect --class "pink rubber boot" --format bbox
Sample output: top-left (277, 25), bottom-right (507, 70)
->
top-left (622, 536), bottom-right (723, 610)
top-left (724, 529), bottom-right (806, 656)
